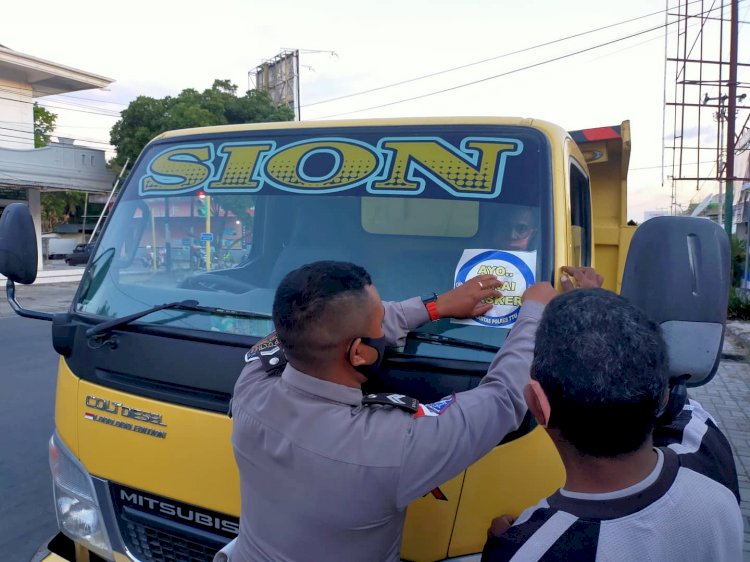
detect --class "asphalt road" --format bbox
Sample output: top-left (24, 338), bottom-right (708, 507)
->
top-left (0, 312), bottom-right (65, 560)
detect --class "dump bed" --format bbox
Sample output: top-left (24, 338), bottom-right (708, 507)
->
top-left (569, 121), bottom-right (635, 292)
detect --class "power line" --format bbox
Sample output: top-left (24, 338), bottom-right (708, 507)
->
top-left (631, 159), bottom-right (717, 170)
top-left (0, 96), bottom-right (120, 119)
top-left (302, 0), bottom-right (711, 109)
top-left (0, 119), bottom-right (113, 130)
top-left (676, 0), bottom-right (721, 81)
top-left (0, 120), bottom-right (113, 149)
top-left (0, 124), bottom-right (40, 135)
top-left (0, 81), bottom-right (126, 108)
top-left (318, 19), bottom-right (686, 118)
top-left (40, 100), bottom-right (121, 118)
top-left (49, 92), bottom-right (126, 108)
top-left (0, 137), bottom-right (34, 147)
top-left (662, 0), bottom-right (750, 195)
top-left (315, 1), bottom-right (741, 119)
top-left (0, 132), bottom-right (112, 151)
top-left (0, 84), bottom-right (119, 115)
top-left (0, 124), bottom-right (32, 133)
top-left (0, 87), bottom-right (121, 118)
top-left (0, 123), bottom-right (111, 145)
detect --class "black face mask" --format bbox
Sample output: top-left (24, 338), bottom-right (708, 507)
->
top-left (349, 335), bottom-right (386, 379)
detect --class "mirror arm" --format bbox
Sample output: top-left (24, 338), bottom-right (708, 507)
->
top-left (6, 280), bottom-right (53, 322)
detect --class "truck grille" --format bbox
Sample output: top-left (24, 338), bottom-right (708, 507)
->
top-left (121, 519), bottom-right (216, 562)
top-left (109, 482), bottom-right (238, 562)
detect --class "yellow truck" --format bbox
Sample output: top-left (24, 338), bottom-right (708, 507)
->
top-left (0, 118), bottom-right (728, 562)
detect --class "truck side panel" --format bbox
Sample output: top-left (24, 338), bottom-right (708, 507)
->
top-left (570, 122), bottom-right (636, 293)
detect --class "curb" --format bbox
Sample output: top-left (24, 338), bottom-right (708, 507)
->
top-left (726, 322), bottom-right (750, 352)
top-left (1, 269), bottom-right (83, 285)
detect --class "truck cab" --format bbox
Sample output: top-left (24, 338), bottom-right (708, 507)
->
top-left (3, 117), bottom-right (713, 562)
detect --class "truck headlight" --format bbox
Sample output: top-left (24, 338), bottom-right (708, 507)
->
top-left (49, 433), bottom-right (114, 561)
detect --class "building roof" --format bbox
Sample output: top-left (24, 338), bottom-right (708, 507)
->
top-left (0, 45), bottom-right (113, 97)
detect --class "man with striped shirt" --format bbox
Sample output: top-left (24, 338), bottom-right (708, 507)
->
top-left (482, 289), bottom-right (742, 562)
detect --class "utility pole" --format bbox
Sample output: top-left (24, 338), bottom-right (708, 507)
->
top-left (724, 0), bottom-right (739, 236)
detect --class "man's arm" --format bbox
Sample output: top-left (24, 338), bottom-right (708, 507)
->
top-left (382, 298), bottom-right (429, 347)
top-left (395, 285), bottom-right (554, 507)
top-left (382, 274), bottom-right (502, 347)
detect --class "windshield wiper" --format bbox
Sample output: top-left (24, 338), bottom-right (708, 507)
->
top-left (86, 300), bottom-right (271, 339)
top-left (406, 332), bottom-right (500, 353)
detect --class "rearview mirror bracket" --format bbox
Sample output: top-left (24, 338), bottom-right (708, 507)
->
top-left (6, 279), bottom-right (53, 322)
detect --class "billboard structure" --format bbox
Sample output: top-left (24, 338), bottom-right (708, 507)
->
top-left (663, 0), bottom-right (747, 231)
top-left (254, 50), bottom-right (300, 120)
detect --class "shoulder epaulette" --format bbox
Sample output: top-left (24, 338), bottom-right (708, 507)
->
top-left (362, 393), bottom-right (419, 413)
top-left (245, 332), bottom-right (287, 375)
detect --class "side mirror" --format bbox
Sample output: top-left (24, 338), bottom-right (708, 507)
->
top-left (620, 216), bottom-right (729, 387)
top-left (0, 203), bottom-right (38, 285)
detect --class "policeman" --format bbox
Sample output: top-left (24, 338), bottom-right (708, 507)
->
top-left (227, 260), bottom-right (557, 562)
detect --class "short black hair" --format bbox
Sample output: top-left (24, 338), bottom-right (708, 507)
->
top-left (272, 261), bottom-right (373, 365)
top-left (532, 288), bottom-right (668, 457)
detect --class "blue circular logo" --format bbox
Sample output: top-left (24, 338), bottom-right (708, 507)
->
top-left (455, 250), bottom-right (535, 327)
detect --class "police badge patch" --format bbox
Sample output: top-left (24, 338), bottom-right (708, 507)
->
top-left (245, 332), bottom-right (287, 375)
top-left (245, 332), bottom-right (280, 362)
top-left (414, 394), bottom-right (456, 418)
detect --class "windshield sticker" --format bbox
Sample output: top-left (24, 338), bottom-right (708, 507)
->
top-left (452, 249), bottom-right (537, 329)
top-left (139, 136), bottom-right (523, 200)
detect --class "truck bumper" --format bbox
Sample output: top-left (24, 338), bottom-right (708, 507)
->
top-left (31, 533), bottom-right (77, 562)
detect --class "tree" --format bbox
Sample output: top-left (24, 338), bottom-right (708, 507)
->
top-left (34, 103), bottom-right (57, 148)
top-left (33, 104), bottom-right (87, 233)
top-left (110, 79), bottom-right (294, 165)
top-left (40, 191), bottom-right (87, 233)
top-left (731, 234), bottom-right (746, 287)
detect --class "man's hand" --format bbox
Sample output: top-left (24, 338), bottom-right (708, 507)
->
top-left (436, 275), bottom-right (502, 319)
top-left (522, 282), bottom-right (556, 306)
top-left (487, 514), bottom-right (516, 538)
top-left (560, 266), bottom-right (603, 291)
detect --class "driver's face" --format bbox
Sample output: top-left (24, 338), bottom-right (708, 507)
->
top-left (499, 209), bottom-right (537, 251)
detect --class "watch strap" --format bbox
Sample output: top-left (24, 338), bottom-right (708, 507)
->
top-left (421, 293), bottom-right (440, 322)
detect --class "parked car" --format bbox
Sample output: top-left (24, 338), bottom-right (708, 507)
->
top-left (46, 238), bottom-right (77, 260)
top-left (64, 243), bottom-right (94, 266)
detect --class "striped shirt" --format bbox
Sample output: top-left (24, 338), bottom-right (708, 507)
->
top-left (482, 400), bottom-right (742, 562)
top-left (653, 398), bottom-right (740, 501)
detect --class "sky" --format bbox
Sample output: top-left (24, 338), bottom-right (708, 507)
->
top-left (2, 0), bottom-right (749, 221)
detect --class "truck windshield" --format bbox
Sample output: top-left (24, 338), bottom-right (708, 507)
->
top-left (75, 125), bottom-right (552, 360)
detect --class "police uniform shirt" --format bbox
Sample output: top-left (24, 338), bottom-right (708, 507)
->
top-left (481, 400), bottom-right (744, 562)
top-left (230, 297), bottom-right (543, 562)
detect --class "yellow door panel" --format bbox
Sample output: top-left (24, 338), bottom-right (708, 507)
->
top-left (36, 554), bottom-right (67, 562)
top-left (448, 427), bottom-right (564, 557)
top-left (401, 473), bottom-right (465, 562)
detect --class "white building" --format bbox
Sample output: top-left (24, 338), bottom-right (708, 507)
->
top-left (643, 209), bottom-right (670, 222)
top-left (0, 44), bottom-right (115, 270)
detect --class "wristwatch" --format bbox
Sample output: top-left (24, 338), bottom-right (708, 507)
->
top-left (421, 293), bottom-right (440, 322)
